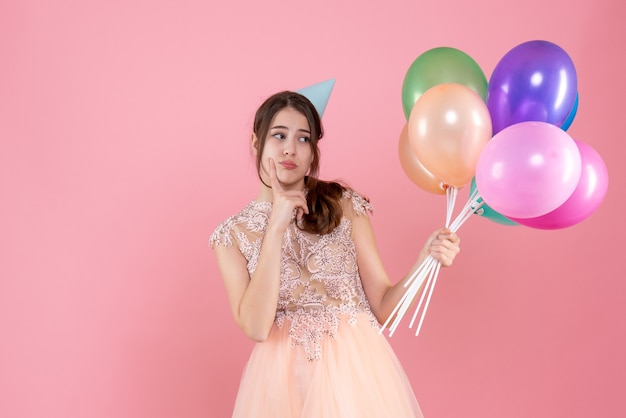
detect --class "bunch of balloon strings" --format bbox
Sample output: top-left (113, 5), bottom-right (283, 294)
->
top-left (380, 185), bottom-right (484, 337)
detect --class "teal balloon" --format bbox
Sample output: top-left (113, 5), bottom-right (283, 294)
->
top-left (470, 178), bottom-right (519, 226)
top-left (561, 92), bottom-right (579, 131)
top-left (402, 47), bottom-right (488, 120)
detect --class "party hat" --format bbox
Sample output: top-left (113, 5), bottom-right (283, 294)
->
top-left (296, 79), bottom-right (335, 118)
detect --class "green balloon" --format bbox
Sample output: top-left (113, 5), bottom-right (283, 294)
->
top-left (402, 47), bottom-right (488, 120)
top-left (470, 178), bottom-right (519, 226)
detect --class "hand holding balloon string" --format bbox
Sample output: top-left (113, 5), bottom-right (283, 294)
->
top-left (382, 185), bottom-right (484, 337)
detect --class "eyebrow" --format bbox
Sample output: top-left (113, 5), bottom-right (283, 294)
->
top-left (270, 125), bottom-right (311, 134)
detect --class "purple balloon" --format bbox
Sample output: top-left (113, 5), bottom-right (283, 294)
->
top-left (475, 121), bottom-right (582, 219)
top-left (487, 40), bottom-right (578, 135)
top-left (510, 140), bottom-right (608, 229)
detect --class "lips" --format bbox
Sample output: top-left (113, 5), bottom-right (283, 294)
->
top-left (279, 160), bottom-right (297, 169)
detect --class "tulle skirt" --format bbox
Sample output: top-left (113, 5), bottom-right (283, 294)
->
top-left (232, 312), bottom-right (423, 418)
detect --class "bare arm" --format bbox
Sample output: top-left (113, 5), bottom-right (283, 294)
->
top-left (352, 208), bottom-right (460, 325)
top-left (214, 223), bottom-right (285, 342)
top-left (214, 159), bottom-right (309, 342)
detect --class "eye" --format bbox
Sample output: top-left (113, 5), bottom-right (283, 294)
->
top-left (272, 132), bottom-right (285, 140)
top-left (298, 136), bottom-right (310, 143)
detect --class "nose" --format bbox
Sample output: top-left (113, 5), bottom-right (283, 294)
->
top-left (283, 138), bottom-right (295, 156)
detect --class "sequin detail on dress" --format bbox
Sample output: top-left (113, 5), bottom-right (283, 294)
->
top-left (210, 190), bottom-right (379, 361)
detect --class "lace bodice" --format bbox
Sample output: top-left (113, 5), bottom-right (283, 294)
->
top-left (210, 190), bottom-right (380, 360)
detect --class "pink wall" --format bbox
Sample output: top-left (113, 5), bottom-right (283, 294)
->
top-left (1, 0), bottom-right (624, 417)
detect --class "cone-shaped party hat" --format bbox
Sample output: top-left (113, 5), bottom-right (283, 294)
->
top-left (296, 79), bottom-right (335, 118)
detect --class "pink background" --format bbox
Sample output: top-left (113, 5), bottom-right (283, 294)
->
top-left (1, 0), bottom-right (624, 417)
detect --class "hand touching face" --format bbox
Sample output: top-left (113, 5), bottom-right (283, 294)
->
top-left (266, 158), bottom-right (309, 233)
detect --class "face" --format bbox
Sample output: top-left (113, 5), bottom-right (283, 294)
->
top-left (253, 107), bottom-right (314, 191)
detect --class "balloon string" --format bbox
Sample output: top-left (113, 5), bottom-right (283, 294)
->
top-left (382, 188), bottom-right (484, 337)
top-left (389, 283), bottom-right (421, 336)
top-left (380, 276), bottom-right (416, 335)
top-left (445, 186), bottom-right (458, 227)
top-left (403, 255), bottom-right (436, 288)
top-left (414, 261), bottom-right (442, 336)
top-left (450, 190), bottom-right (483, 232)
top-left (381, 256), bottom-right (435, 336)
top-left (408, 259), bottom-right (439, 329)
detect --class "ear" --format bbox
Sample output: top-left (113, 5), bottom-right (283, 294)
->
top-left (251, 133), bottom-right (259, 156)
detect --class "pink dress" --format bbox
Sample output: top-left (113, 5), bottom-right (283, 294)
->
top-left (210, 190), bottom-right (423, 418)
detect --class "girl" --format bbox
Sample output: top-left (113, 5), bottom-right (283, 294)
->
top-left (210, 91), bottom-right (460, 417)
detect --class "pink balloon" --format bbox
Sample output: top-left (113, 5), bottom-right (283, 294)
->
top-left (510, 140), bottom-right (608, 229)
top-left (475, 121), bottom-right (582, 219)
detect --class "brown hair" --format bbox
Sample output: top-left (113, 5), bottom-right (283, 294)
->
top-left (253, 91), bottom-right (346, 235)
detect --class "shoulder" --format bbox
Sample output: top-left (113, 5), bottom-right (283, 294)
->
top-left (209, 200), bottom-right (271, 248)
top-left (209, 213), bottom-right (238, 248)
top-left (341, 188), bottom-right (374, 217)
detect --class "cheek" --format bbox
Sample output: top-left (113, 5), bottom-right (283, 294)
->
top-left (258, 144), bottom-right (270, 163)
top-left (260, 142), bottom-right (277, 158)
top-left (259, 157), bottom-right (269, 174)
top-left (307, 148), bottom-right (315, 166)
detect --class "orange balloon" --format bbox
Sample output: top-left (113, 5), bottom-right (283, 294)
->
top-left (408, 83), bottom-right (492, 188)
top-left (398, 124), bottom-right (446, 194)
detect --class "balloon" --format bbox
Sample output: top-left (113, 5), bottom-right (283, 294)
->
top-left (487, 40), bottom-right (578, 135)
top-left (509, 140), bottom-right (608, 229)
top-left (398, 124), bottom-right (446, 195)
top-left (408, 83), bottom-right (492, 188)
top-left (401, 47), bottom-right (488, 120)
top-left (475, 121), bottom-right (582, 219)
top-left (470, 178), bottom-right (519, 226)
top-left (561, 92), bottom-right (579, 131)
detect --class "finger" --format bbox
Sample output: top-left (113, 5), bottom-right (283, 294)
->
top-left (431, 249), bottom-right (455, 267)
top-left (443, 231), bottom-right (459, 241)
top-left (432, 239), bottom-right (460, 253)
top-left (437, 231), bottom-right (459, 243)
top-left (291, 196), bottom-right (308, 220)
top-left (429, 250), bottom-right (446, 265)
top-left (298, 195), bottom-right (309, 215)
top-left (436, 228), bottom-right (454, 237)
top-left (268, 158), bottom-right (283, 191)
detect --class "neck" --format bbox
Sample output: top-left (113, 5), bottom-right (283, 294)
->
top-left (256, 184), bottom-right (273, 202)
top-left (255, 179), bottom-right (307, 202)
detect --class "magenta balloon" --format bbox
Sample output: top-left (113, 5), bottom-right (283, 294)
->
top-left (510, 140), bottom-right (608, 229)
top-left (475, 121), bottom-right (582, 219)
